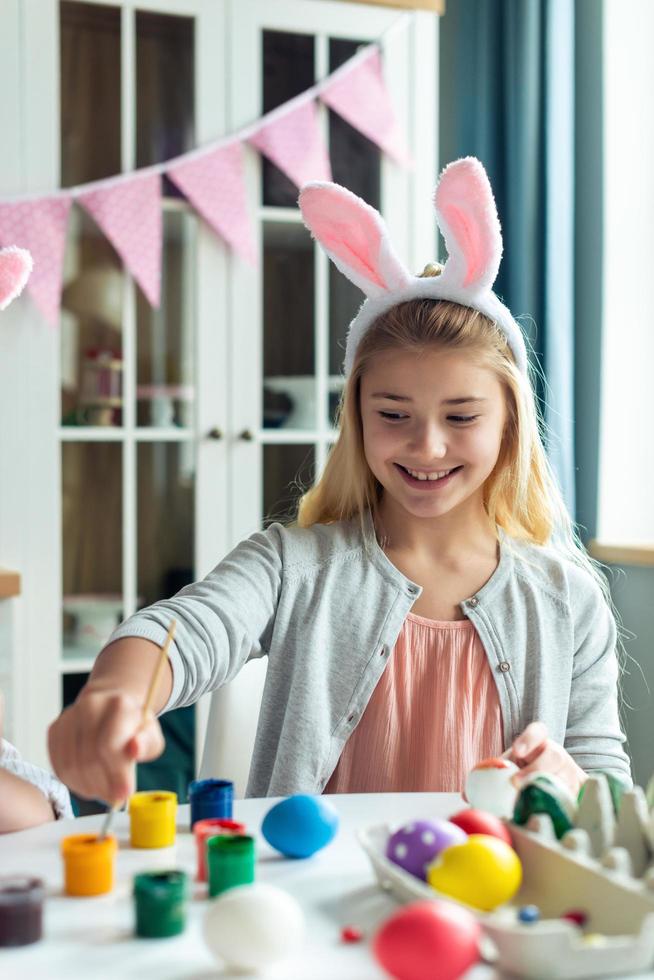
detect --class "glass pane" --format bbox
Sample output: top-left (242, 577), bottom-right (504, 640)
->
top-left (263, 222), bottom-right (315, 429)
top-left (262, 31), bottom-right (315, 207)
top-left (61, 211), bottom-right (125, 427)
top-left (136, 11), bottom-right (195, 198)
top-left (327, 39), bottom-right (382, 424)
top-left (137, 442), bottom-right (195, 609)
top-left (263, 444), bottom-right (315, 526)
top-left (329, 39), bottom-right (381, 206)
top-left (62, 442), bottom-right (122, 661)
top-left (60, 1), bottom-right (121, 187)
top-left (137, 210), bottom-right (196, 428)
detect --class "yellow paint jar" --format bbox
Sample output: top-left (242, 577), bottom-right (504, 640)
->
top-left (129, 791), bottom-right (177, 848)
top-left (61, 834), bottom-right (117, 897)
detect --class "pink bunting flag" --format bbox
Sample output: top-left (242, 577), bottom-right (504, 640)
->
top-left (78, 172), bottom-right (162, 307)
top-left (249, 99), bottom-right (331, 189)
top-left (0, 197), bottom-right (71, 326)
top-left (320, 49), bottom-right (411, 167)
top-left (167, 141), bottom-right (256, 264)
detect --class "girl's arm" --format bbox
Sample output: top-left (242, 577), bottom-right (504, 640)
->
top-left (49, 525), bottom-right (284, 802)
top-left (0, 767), bottom-right (57, 834)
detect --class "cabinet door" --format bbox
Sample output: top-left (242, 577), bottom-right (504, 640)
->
top-left (199, 0), bottom-right (438, 795)
top-left (1, 0), bottom-right (228, 780)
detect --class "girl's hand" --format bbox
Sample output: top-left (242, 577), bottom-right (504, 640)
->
top-left (504, 721), bottom-right (587, 798)
top-left (48, 685), bottom-right (165, 804)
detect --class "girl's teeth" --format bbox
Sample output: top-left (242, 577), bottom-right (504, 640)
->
top-left (406, 467), bottom-right (453, 481)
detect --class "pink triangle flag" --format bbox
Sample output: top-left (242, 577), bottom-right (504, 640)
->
top-left (249, 99), bottom-right (332, 189)
top-left (78, 172), bottom-right (162, 307)
top-left (320, 49), bottom-right (411, 167)
top-left (0, 196), bottom-right (72, 326)
top-left (167, 141), bottom-right (256, 264)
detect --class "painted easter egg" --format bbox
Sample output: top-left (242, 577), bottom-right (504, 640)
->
top-left (427, 834), bottom-right (522, 911)
top-left (448, 807), bottom-right (512, 845)
top-left (513, 773), bottom-right (577, 839)
top-left (203, 882), bottom-right (304, 971)
top-left (465, 756), bottom-right (520, 818)
top-left (385, 819), bottom-right (467, 880)
top-left (373, 899), bottom-right (481, 980)
top-left (261, 794), bottom-right (339, 858)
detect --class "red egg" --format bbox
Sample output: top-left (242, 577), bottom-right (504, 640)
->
top-left (373, 899), bottom-right (481, 980)
top-left (448, 808), bottom-right (512, 846)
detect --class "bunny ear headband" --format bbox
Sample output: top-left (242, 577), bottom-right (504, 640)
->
top-left (298, 156), bottom-right (527, 377)
top-left (0, 247), bottom-right (33, 312)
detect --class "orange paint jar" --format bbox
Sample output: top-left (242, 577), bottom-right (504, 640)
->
top-left (129, 791), bottom-right (177, 848)
top-left (61, 834), bottom-right (117, 897)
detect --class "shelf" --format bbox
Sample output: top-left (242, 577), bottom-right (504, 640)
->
top-left (60, 657), bottom-right (96, 675)
top-left (0, 569), bottom-right (21, 598)
top-left (588, 541), bottom-right (654, 568)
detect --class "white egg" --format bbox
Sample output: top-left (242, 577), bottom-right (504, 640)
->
top-left (465, 757), bottom-right (520, 818)
top-left (203, 882), bottom-right (305, 972)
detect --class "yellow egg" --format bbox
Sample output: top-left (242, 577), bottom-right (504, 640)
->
top-left (426, 834), bottom-right (522, 911)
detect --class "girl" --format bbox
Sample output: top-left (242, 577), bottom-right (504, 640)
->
top-left (47, 158), bottom-right (631, 805)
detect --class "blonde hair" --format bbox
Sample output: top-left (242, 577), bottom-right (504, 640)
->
top-left (295, 272), bottom-right (614, 598)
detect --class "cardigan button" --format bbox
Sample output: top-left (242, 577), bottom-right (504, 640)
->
top-left (499, 661), bottom-right (511, 673)
top-left (347, 714), bottom-right (355, 723)
top-left (468, 596), bottom-right (479, 607)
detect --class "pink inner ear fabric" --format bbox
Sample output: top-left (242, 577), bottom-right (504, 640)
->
top-left (301, 190), bottom-right (388, 290)
top-left (440, 201), bottom-right (488, 288)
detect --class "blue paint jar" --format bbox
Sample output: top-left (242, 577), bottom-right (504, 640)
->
top-left (188, 778), bottom-right (234, 828)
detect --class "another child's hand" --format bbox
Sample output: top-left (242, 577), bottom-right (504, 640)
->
top-left (47, 686), bottom-right (165, 804)
top-left (504, 721), bottom-right (587, 798)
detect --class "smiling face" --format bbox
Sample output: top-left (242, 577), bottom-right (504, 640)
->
top-left (360, 347), bottom-right (507, 526)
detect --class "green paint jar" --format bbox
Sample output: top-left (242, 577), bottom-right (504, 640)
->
top-left (133, 870), bottom-right (188, 938)
top-left (207, 834), bottom-right (255, 898)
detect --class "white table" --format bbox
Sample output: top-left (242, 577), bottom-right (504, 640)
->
top-left (0, 792), bottom-right (488, 979)
top-left (0, 793), bottom-right (651, 980)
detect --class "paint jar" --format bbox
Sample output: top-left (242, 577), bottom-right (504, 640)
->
top-left (129, 791), bottom-right (177, 848)
top-left (207, 833), bottom-right (255, 898)
top-left (133, 870), bottom-right (188, 938)
top-left (194, 818), bottom-right (246, 882)
top-left (61, 834), bottom-right (117, 896)
top-left (0, 876), bottom-right (44, 946)
top-left (188, 778), bottom-right (233, 828)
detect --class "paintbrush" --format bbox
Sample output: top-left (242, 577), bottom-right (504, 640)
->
top-left (97, 618), bottom-right (177, 841)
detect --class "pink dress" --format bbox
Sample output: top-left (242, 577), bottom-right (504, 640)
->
top-left (324, 612), bottom-right (504, 794)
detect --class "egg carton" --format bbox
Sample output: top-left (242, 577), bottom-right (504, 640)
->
top-left (358, 776), bottom-right (654, 979)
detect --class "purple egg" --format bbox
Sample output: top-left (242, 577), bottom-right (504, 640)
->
top-left (385, 819), bottom-right (468, 880)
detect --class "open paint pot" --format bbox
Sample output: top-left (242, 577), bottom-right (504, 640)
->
top-left (129, 791), bottom-right (177, 848)
top-left (133, 870), bottom-right (188, 938)
top-left (207, 833), bottom-right (255, 898)
top-left (194, 818), bottom-right (246, 882)
top-left (188, 778), bottom-right (233, 828)
top-left (61, 834), bottom-right (117, 896)
top-left (0, 876), bottom-right (44, 946)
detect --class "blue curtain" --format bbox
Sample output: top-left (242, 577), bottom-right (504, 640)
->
top-left (439, 0), bottom-right (576, 515)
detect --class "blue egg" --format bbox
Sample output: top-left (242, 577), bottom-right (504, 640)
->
top-left (261, 795), bottom-right (339, 858)
top-left (518, 904), bottom-right (540, 924)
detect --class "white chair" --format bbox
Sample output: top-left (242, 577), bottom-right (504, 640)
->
top-left (198, 657), bottom-right (268, 798)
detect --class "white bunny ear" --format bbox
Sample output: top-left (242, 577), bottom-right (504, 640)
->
top-left (434, 157), bottom-right (502, 292)
top-left (0, 246), bottom-right (33, 311)
top-left (299, 181), bottom-right (410, 298)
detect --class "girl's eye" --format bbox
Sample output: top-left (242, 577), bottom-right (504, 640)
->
top-left (448, 415), bottom-right (480, 423)
top-left (378, 411), bottom-right (408, 421)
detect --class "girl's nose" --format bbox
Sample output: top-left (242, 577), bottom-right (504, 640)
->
top-left (411, 422), bottom-right (447, 459)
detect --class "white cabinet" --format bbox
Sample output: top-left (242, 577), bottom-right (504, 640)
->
top-left (0, 0), bottom-right (438, 791)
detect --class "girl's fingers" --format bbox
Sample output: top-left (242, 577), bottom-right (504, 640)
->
top-left (511, 721), bottom-right (549, 766)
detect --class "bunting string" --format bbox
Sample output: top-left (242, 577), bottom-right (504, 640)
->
top-left (0, 14), bottom-right (413, 326)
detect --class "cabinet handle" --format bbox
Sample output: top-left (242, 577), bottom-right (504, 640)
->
top-left (238, 429), bottom-right (255, 441)
top-left (207, 427), bottom-right (223, 440)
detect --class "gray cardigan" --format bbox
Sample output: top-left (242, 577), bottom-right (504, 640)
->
top-left (109, 512), bottom-right (632, 796)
